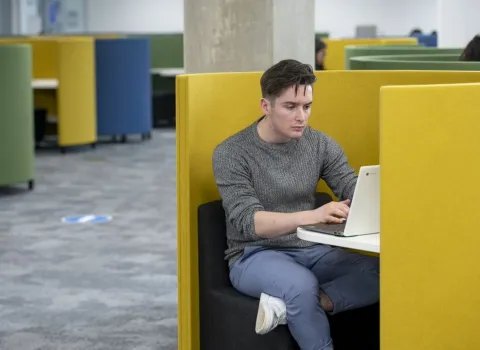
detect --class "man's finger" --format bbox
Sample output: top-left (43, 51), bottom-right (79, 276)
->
top-left (333, 208), bottom-right (348, 218)
top-left (327, 215), bottom-right (346, 224)
top-left (337, 204), bottom-right (350, 216)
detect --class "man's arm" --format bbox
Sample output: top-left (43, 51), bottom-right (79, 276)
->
top-left (213, 146), bottom-right (315, 239)
top-left (320, 135), bottom-right (357, 200)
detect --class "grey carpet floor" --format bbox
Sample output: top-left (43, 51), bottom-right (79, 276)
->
top-left (0, 130), bottom-right (178, 350)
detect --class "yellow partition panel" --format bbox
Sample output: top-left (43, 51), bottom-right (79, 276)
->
top-left (0, 36), bottom-right (98, 79)
top-left (177, 70), bottom-right (480, 350)
top-left (380, 83), bottom-right (480, 350)
top-left (0, 38), bottom-right (58, 78)
top-left (0, 37), bottom-right (96, 147)
top-left (57, 38), bottom-right (96, 146)
top-left (323, 38), bottom-right (417, 70)
top-left (176, 72), bottom-right (262, 350)
top-left (30, 40), bottom-right (58, 78)
top-left (313, 70), bottom-right (480, 196)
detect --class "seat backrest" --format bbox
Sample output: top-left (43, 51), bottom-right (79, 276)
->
top-left (197, 200), bottom-right (230, 290)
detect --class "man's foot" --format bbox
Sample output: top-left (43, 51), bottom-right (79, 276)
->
top-left (255, 293), bottom-right (287, 334)
top-left (319, 290), bottom-right (334, 312)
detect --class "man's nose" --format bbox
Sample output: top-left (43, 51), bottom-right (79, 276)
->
top-left (296, 108), bottom-right (306, 121)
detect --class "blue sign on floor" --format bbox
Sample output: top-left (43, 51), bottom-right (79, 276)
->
top-left (61, 215), bottom-right (112, 224)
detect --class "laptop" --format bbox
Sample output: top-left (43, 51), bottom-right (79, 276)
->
top-left (300, 165), bottom-right (380, 237)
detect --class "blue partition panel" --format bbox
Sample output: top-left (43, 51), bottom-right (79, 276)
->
top-left (412, 34), bottom-right (437, 47)
top-left (95, 38), bottom-right (152, 137)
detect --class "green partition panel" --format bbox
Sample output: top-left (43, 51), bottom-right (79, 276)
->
top-left (345, 46), bottom-right (463, 69)
top-left (127, 33), bottom-right (183, 93)
top-left (127, 33), bottom-right (183, 68)
top-left (316, 32), bottom-right (330, 39)
top-left (150, 33), bottom-right (183, 68)
top-left (350, 54), bottom-right (480, 71)
top-left (0, 44), bottom-right (34, 188)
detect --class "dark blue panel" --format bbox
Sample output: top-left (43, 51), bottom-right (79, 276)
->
top-left (412, 34), bottom-right (438, 47)
top-left (95, 38), bottom-right (152, 136)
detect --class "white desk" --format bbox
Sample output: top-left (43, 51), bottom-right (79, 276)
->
top-left (150, 68), bottom-right (184, 77)
top-left (32, 79), bottom-right (59, 89)
top-left (297, 227), bottom-right (380, 253)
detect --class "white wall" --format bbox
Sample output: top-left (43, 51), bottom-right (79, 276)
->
top-left (59, 0), bottom-right (87, 33)
top-left (13, 0), bottom-right (42, 35)
top-left (315, 0), bottom-right (437, 38)
top-left (85, 0), bottom-right (183, 33)
top-left (383, 0), bottom-right (437, 35)
top-left (437, 0), bottom-right (480, 47)
top-left (85, 0), bottom-right (437, 37)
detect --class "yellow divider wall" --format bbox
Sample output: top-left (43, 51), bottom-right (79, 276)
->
top-left (30, 40), bottom-right (58, 78)
top-left (314, 71), bottom-right (480, 196)
top-left (57, 39), bottom-right (96, 146)
top-left (0, 38), bottom-right (58, 78)
top-left (323, 38), bottom-right (418, 70)
top-left (0, 36), bottom-right (97, 147)
top-left (177, 70), bottom-right (480, 350)
top-left (380, 83), bottom-right (480, 350)
top-left (176, 74), bottom-right (194, 350)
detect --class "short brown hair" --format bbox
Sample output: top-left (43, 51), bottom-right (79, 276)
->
top-left (260, 59), bottom-right (317, 101)
top-left (460, 35), bottom-right (480, 62)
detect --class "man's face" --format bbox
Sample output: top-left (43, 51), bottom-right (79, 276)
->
top-left (261, 84), bottom-right (313, 141)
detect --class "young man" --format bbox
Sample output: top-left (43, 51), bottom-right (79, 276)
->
top-left (212, 59), bottom-right (379, 350)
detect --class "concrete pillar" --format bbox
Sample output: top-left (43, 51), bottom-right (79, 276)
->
top-left (437, 0), bottom-right (480, 48)
top-left (184, 0), bottom-right (315, 73)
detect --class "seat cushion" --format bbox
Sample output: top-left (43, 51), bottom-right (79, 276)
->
top-left (200, 287), bottom-right (298, 350)
top-left (200, 287), bottom-right (379, 350)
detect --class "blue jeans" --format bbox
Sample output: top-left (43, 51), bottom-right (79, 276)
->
top-left (229, 244), bottom-right (379, 350)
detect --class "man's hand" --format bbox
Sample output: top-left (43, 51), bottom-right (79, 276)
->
top-left (253, 199), bottom-right (351, 238)
top-left (310, 199), bottom-right (351, 224)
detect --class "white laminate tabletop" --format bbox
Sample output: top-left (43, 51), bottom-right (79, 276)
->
top-left (32, 79), bottom-right (59, 89)
top-left (150, 68), bottom-right (184, 77)
top-left (297, 227), bottom-right (380, 253)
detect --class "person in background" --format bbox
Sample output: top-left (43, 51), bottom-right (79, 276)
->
top-left (460, 35), bottom-right (480, 61)
top-left (409, 28), bottom-right (423, 36)
top-left (315, 39), bottom-right (327, 70)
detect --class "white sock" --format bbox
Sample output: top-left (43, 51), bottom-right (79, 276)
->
top-left (255, 293), bottom-right (287, 335)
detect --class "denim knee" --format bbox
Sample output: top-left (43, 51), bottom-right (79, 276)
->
top-left (283, 272), bottom-right (333, 350)
top-left (361, 255), bottom-right (380, 274)
top-left (283, 271), bottom-right (321, 315)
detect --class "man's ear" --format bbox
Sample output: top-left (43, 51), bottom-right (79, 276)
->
top-left (260, 98), bottom-right (270, 115)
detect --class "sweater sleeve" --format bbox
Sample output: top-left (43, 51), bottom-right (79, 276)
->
top-left (212, 144), bottom-right (265, 240)
top-left (320, 135), bottom-right (357, 201)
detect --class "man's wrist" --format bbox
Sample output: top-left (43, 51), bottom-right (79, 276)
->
top-left (297, 210), bottom-right (316, 226)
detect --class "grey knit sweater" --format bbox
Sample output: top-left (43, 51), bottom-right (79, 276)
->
top-left (212, 118), bottom-right (357, 266)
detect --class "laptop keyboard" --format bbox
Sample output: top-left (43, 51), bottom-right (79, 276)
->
top-left (302, 221), bottom-right (347, 235)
